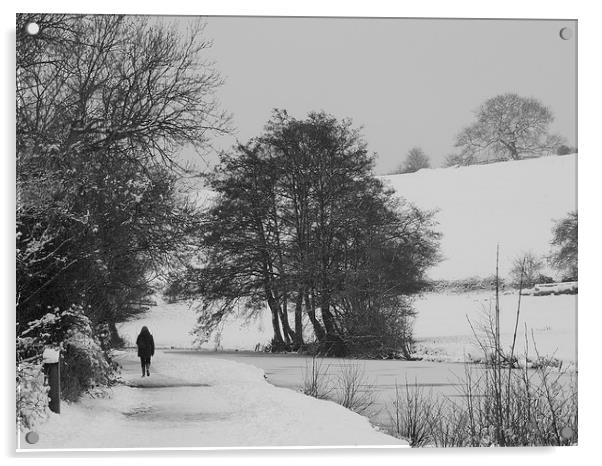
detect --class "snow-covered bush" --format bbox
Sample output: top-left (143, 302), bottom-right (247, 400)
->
top-left (16, 361), bottom-right (49, 430)
top-left (17, 305), bottom-right (117, 402)
top-left (528, 355), bottom-right (564, 370)
top-left (60, 320), bottom-right (114, 401)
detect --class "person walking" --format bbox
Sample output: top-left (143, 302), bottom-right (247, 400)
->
top-left (136, 326), bottom-right (155, 377)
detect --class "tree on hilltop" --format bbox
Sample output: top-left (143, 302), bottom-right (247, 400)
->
top-left (397, 147), bottom-right (431, 174)
top-left (454, 93), bottom-right (563, 164)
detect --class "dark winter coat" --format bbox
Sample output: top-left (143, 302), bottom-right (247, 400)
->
top-left (136, 327), bottom-right (155, 358)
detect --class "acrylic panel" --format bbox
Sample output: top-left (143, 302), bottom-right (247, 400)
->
top-left (16, 14), bottom-right (577, 450)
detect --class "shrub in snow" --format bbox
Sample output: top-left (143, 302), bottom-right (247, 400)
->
top-left (301, 355), bottom-right (333, 400)
top-left (528, 355), bottom-right (563, 370)
top-left (556, 144), bottom-right (575, 156)
top-left (16, 361), bottom-right (49, 430)
top-left (334, 362), bottom-right (376, 415)
top-left (60, 322), bottom-right (114, 401)
top-left (340, 296), bottom-right (417, 359)
top-left (510, 252), bottom-right (545, 289)
top-left (17, 305), bottom-right (117, 402)
top-left (387, 382), bottom-right (437, 447)
top-left (387, 353), bottom-right (577, 446)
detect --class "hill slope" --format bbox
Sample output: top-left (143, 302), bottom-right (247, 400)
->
top-left (381, 154), bottom-right (577, 280)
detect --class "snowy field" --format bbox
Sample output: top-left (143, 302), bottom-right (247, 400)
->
top-left (382, 154), bottom-right (577, 280)
top-left (413, 290), bottom-right (577, 364)
top-left (19, 350), bottom-right (406, 450)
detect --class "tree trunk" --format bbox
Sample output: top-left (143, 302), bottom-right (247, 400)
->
top-left (266, 291), bottom-right (286, 351)
top-left (108, 321), bottom-right (122, 347)
top-left (508, 141), bottom-right (520, 160)
top-left (294, 291), bottom-right (304, 348)
top-left (305, 292), bottom-right (325, 341)
top-left (278, 296), bottom-right (295, 345)
top-left (319, 292), bottom-right (336, 336)
top-left (318, 292), bottom-right (346, 356)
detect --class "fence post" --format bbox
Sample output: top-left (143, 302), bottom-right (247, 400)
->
top-left (42, 347), bottom-right (60, 414)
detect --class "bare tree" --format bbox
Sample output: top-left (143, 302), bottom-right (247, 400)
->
top-left (455, 93), bottom-right (564, 163)
top-left (510, 252), bottom-right (545, 288)
top-left (398, 147), bottom-right (431, 174)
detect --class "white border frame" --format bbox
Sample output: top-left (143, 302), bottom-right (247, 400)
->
top-left (3, 1), bottom-right (599, 464)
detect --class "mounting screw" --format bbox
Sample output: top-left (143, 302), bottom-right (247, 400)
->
top-left (559, 27), bottom-right (573, 40)
top-left (24, 22), bottom-right (40, 36)
top-left (25, 431), bottom-right (39, 444)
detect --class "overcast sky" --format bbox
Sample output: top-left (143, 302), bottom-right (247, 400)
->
top-left (183, 17), bottom-right (576, 174)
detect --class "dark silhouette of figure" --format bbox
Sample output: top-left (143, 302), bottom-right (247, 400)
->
top-left (136, 326), bottom-right (155, 377)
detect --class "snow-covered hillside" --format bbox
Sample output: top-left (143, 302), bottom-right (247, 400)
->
top-left (381, 154), bottom-right (577, 280)
top-left (192, 154), bottom-right (577, 281)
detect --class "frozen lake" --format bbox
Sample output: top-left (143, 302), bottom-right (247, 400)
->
top-left (163, 349), bottom-right (573, 431)
top-left (164, 350), bottom-right (481, 429)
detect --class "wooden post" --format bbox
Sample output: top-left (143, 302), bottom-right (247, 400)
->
top-left (42, 347), bottom-right (60, 414)
top-left (495, 244), bottom-right (500, 362)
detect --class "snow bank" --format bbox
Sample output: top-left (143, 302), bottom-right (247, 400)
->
top-left (18, 351), bottom-right (406, 450)
top-left (522, 281), bottom-right (578, 296)
top-left (382, 155), bottom-right (577, 280)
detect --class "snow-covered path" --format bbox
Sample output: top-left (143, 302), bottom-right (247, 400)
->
top-left (19, 350), bottom-right (406, 450)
